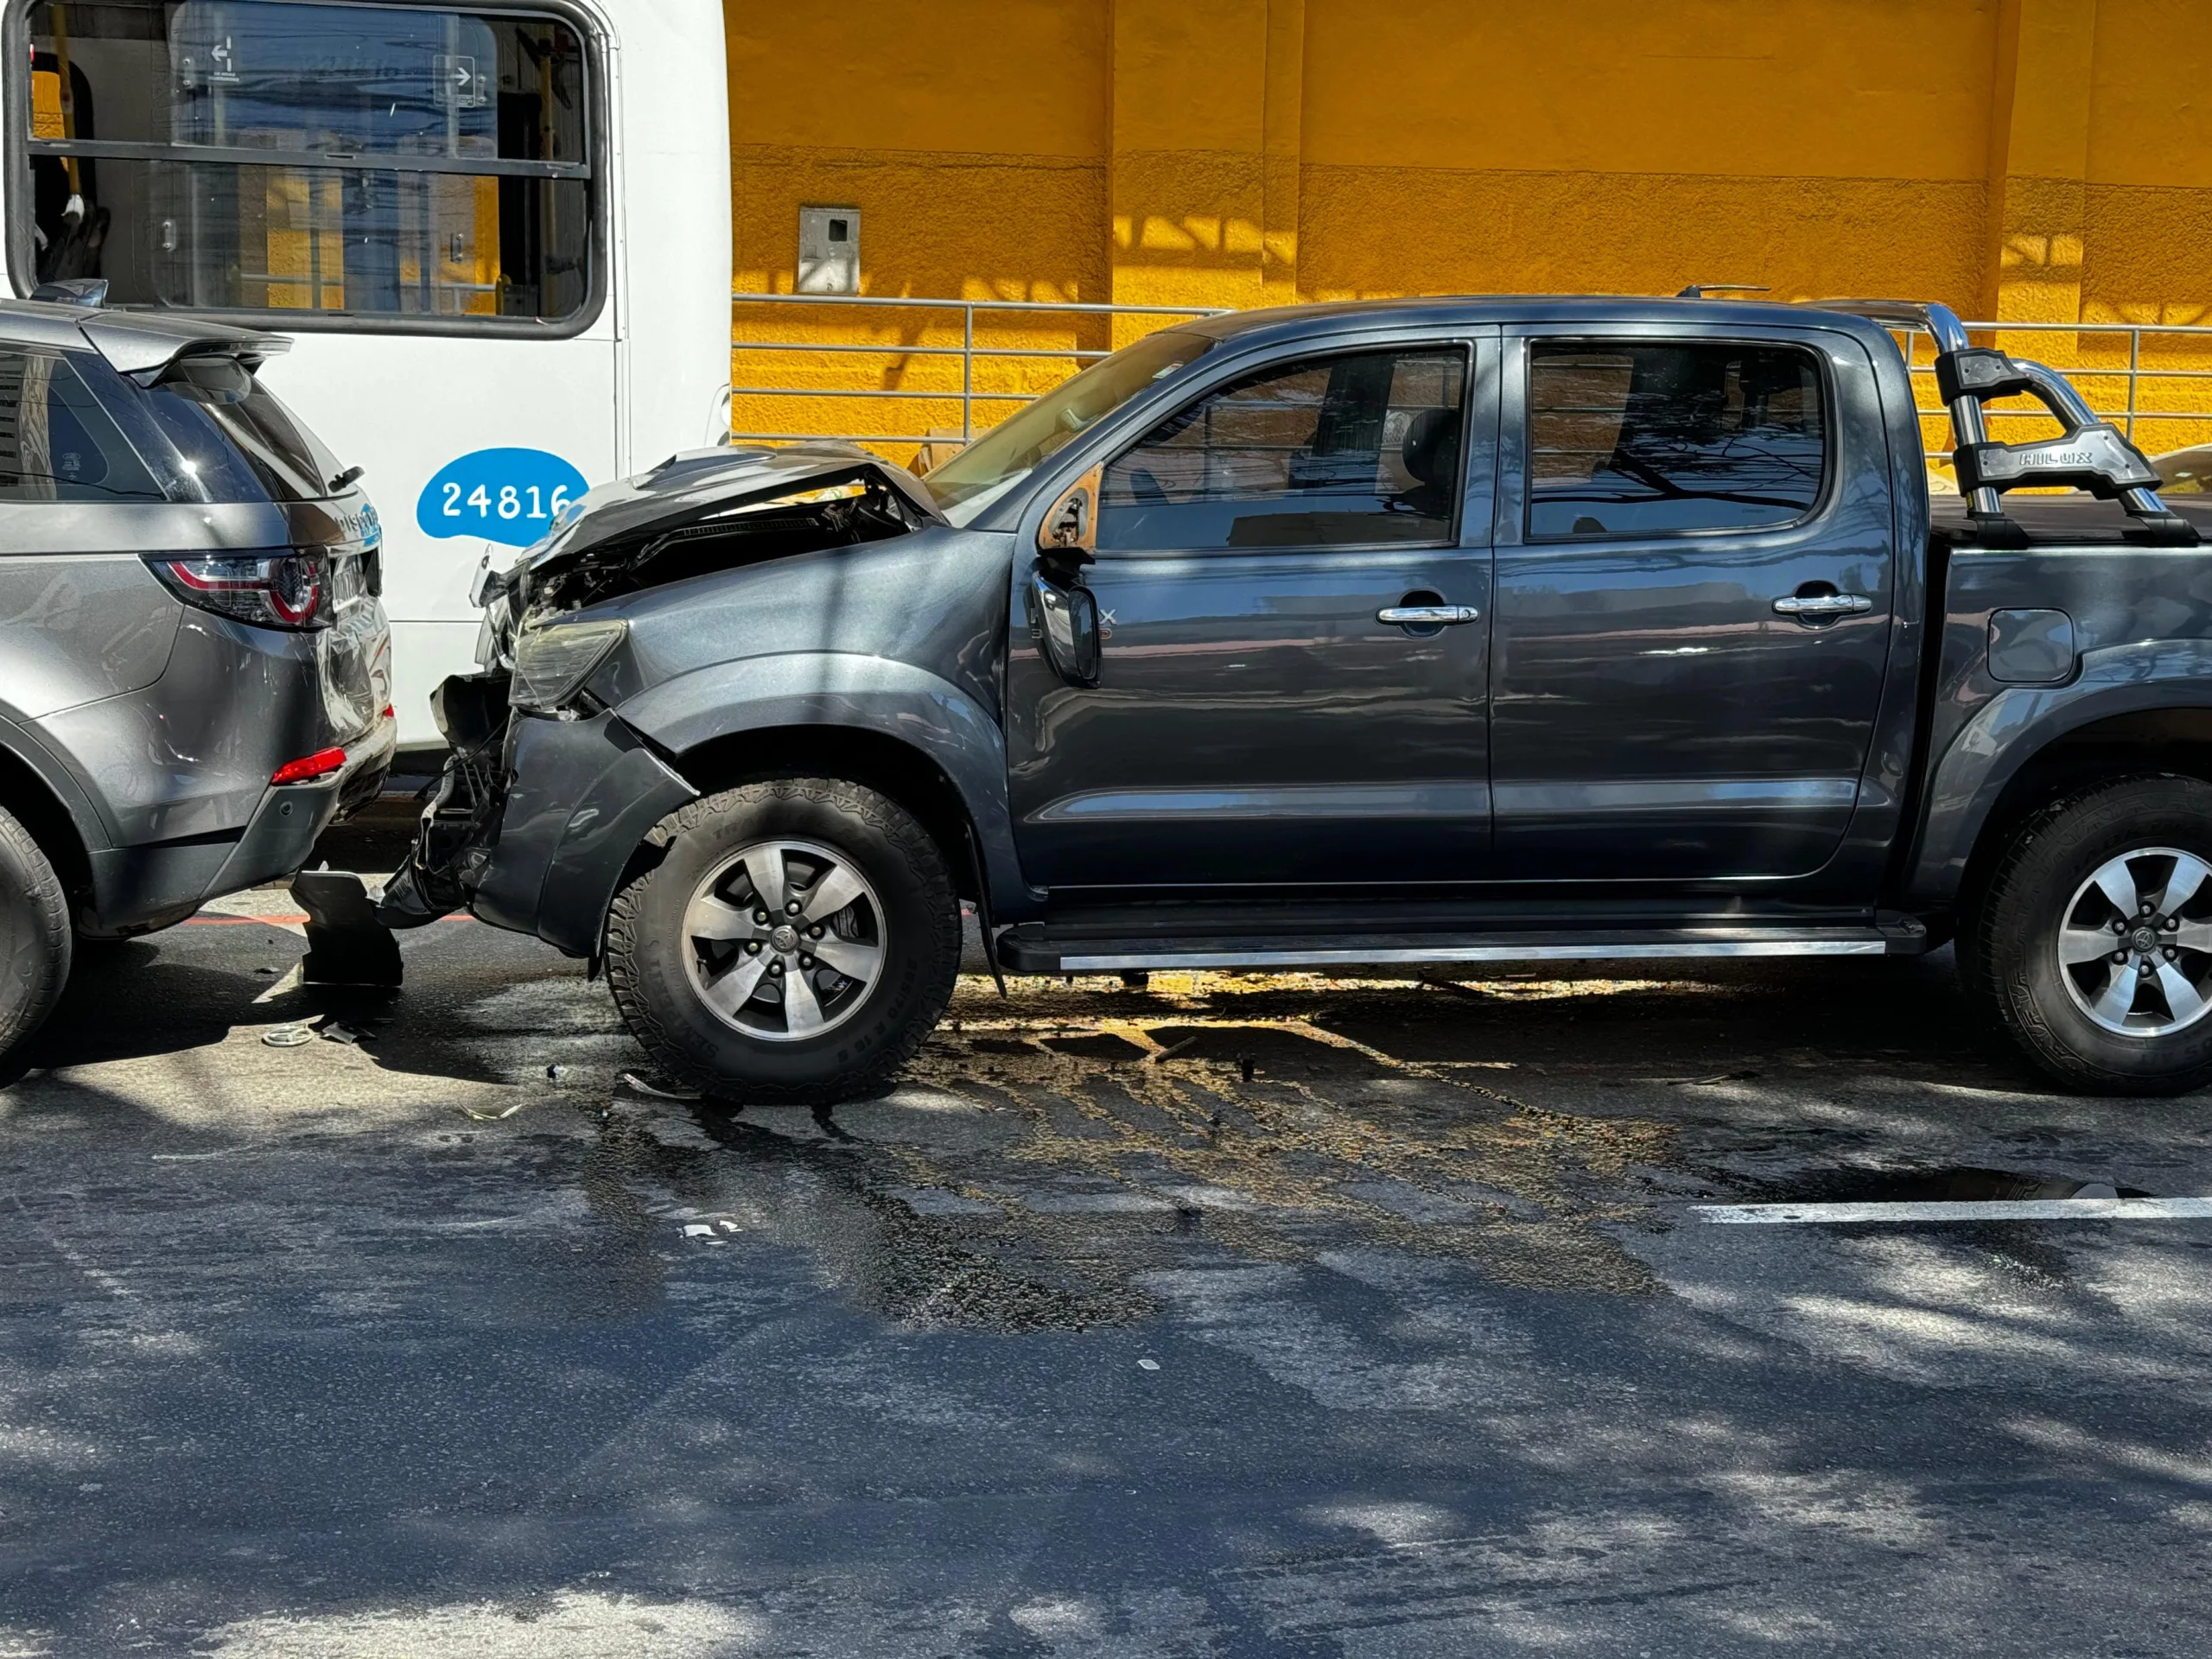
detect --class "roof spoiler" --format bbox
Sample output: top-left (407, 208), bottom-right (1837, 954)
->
top-left (1811, 299), bottom-right (2198, 546)
top-left (76, 314), bottom-right (290, 384)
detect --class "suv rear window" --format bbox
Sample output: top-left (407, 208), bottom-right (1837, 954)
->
top-left (145, 357), bottom-right (341, 502)
top-left (0, 351), bottom-right (162, 501)
top-left (1527, 341), bottom-right (1827, 539)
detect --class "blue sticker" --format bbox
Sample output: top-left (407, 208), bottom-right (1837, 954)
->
top-left (416, 448), bottom-right (590, 547)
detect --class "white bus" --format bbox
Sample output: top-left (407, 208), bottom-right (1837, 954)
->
top-left (9, 0), bottom-right (733, 745)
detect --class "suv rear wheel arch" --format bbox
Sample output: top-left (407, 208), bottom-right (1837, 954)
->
top-left (0, 742), bottom-right (95, 924)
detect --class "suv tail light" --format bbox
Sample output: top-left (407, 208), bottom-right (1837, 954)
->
top-left (145, 550), bottom-right (330, 630)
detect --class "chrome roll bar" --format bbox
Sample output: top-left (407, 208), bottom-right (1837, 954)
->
top-left (1811, 299), bottom-right (2186, 536)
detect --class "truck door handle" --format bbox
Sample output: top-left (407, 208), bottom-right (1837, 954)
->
top-left (1771, 593), bottom-right (1872, 618)
top-left (1377, 605), bottom-right (1480, 626)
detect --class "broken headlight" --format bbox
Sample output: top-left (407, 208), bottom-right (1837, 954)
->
top-left (510, 617), bottom-right (627, 715)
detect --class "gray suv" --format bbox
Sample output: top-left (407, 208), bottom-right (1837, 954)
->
top-left (0, 299), bottom-right (392, 1057)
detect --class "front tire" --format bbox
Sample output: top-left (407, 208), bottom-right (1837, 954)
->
top-left (0, 804), bottom-right (70, 1061)
top-left (1964, 774), bottom-right (2212, 1094)
top-left (604, 779), bottom-right (961, 1103)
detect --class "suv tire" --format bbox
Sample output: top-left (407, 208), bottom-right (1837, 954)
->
top-left (1964, 773), bottom-right (2212, 1095)
top-left (0, 804), bottom-right (70, 1060)
top-left (605, 779), bottom-right (961, 1103)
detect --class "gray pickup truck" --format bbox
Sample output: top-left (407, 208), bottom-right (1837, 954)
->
top-left (384, 296), bottom-right (2212, 1101)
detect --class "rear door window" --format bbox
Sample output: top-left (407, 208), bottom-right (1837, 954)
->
top-left (1097, 346), bottom-right (1468, 551)
top-left (0, 351), bottom-right (162, 501)
top-left (1526, 341), bottom-right (1827, 539)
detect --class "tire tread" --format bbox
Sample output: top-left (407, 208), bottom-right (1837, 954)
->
top-left (0, 803), bottom-right (70, 1058)
top-left (603, 779), bottom-right (959, 1103)
top-left (1964, 772), bottom-right (2212, 1095)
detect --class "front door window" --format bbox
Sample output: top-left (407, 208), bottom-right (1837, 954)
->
top-left (1099, 347), bottom-right (1467, 551)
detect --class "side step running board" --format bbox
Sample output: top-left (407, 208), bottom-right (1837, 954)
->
top-left (997, 927), bottom-right (1899, 976)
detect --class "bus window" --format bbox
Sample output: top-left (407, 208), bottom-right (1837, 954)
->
top-left (19, 1), bottom-right (593, 327)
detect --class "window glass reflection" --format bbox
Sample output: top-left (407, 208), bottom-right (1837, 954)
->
top-left (25, 1), bottom-right (591, 322)
top-left (1528, 343), bottom-right (1827, 539)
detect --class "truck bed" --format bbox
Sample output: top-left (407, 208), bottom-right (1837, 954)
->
top-left (1929, 491), bottom-right (2212, 544)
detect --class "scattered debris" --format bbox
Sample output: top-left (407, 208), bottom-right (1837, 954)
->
top-left (321, 1021), bottom-right (364, 1046)
top-left (1147, 1034), bottom-right (1200, 1065)
top-left (1137, 1357), bottom-right (1160, 1371)
top-left (545, 1063), bottom-right (569, 1082)
top-left (683, 1223), bottom-right (715, 1238)
top-left (260, 1024), bottom-right (313, 1048)
top-left (459, 1102), bottom-right (524, 1122)
top-left (619, 1071), bottom-right (700, 1102)
top-left (1239, 1055), bottom-right (1255, 1082)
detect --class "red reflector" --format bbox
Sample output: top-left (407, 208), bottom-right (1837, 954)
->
top-left (381, 703), bottom-right (395, 721)
top-left (270, 747), bottom-right (346, 786)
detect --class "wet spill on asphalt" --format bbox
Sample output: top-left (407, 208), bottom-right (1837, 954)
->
top-left (568, 973), bottom-right (1689, 1332)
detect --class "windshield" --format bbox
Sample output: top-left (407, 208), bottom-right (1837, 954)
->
top-left (922, 328), bottom-right (1214, 516)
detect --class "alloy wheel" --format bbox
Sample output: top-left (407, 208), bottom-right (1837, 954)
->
top-left (681, 838), bottom-right (885, 1040)
top-left (2057, 846), bottom-right (2212, 1036)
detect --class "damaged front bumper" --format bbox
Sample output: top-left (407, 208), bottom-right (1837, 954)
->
top-left (379, 677), bottom-right (696, 958)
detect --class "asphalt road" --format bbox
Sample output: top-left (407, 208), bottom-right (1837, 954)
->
top-left (5, 822), bottom-right (2212, 1655)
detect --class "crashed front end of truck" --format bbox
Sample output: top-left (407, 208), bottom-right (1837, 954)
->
top-left (377, 442), bottom-right (945, 949)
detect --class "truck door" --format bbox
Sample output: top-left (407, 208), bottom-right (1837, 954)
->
top-left (1005, 335), bottom-right (1498, 893)
top-left (1489, 329), bottom-right (1896, 880)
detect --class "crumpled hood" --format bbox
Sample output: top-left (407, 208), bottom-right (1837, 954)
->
top-left (510, 442), bottom-right (944, 613)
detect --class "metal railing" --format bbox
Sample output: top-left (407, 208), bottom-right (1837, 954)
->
top-left (731, 295), bottom-right (2212, 456)
top-left (728, 292), bottom-right (1225, 448)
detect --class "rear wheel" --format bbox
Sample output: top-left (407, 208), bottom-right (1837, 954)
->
top-left (1964, 774), bottom-right (2212, 1094)
top-left (604, 779), bottom-right (961, 1103)
top-left (0, 804), bottom-right (70, 1060)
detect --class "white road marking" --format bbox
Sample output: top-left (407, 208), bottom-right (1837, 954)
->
top-left (1691, 1198), bottom-right (2212, 1224)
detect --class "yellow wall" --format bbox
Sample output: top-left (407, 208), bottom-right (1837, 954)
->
top-left (725, 0), bottom-right (2212, 455)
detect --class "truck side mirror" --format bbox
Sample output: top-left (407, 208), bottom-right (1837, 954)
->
top-left (1027, 567), bottom-right (1101, 689)
top-left (1037, 465), bottom-right (1103, 556)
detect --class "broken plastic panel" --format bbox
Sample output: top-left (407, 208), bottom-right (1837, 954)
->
top-left (292, 869), bottom-right (403, 987)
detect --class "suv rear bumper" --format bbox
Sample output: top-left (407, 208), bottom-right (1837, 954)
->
top-left (79, 710), bottom-right (397, 937)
